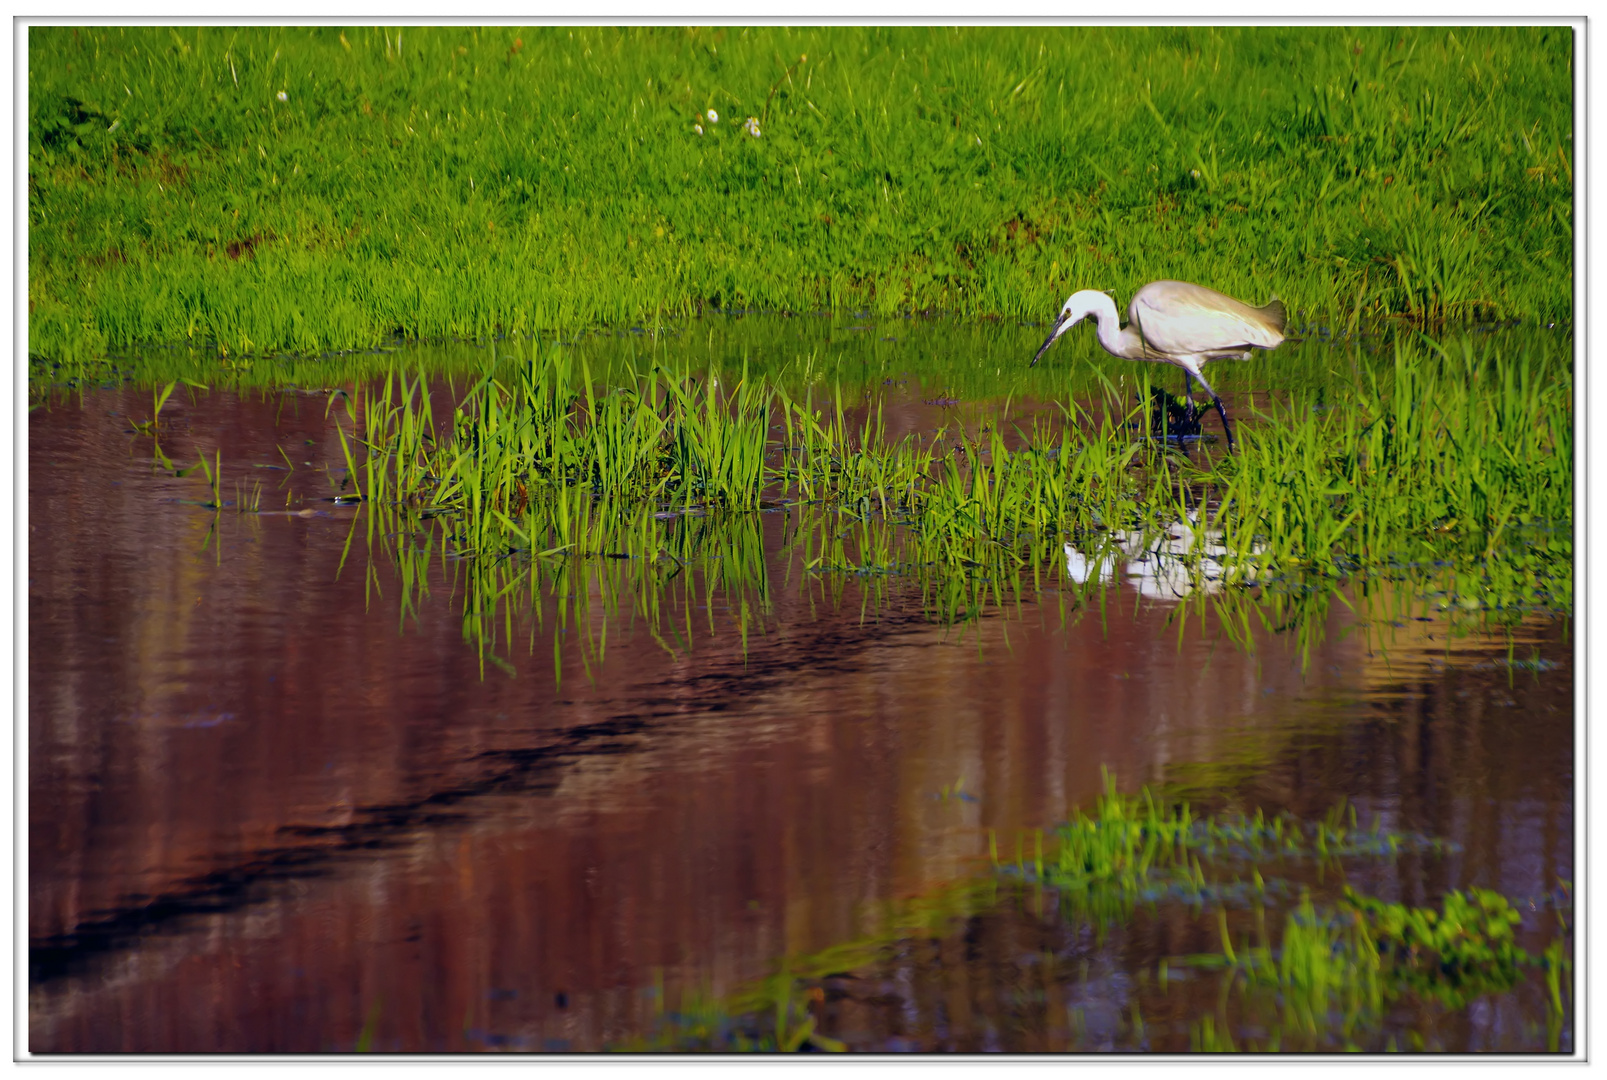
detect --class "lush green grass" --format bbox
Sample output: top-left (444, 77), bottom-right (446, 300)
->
top-left (27, 303), bottom-right (1409, 409)
top-left (30, 26), bottom-right (1572, 365)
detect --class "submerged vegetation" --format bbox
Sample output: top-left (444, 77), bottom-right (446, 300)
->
top-left (612, 776), bottom-right (1571, 1053)
top-left (29, 25), bottom-right (1572, 367)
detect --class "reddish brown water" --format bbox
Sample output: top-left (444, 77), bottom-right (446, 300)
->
top-left (28, 380), bottom-right (1573, 1054)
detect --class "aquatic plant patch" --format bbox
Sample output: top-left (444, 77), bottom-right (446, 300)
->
top-left (98, 317), bottom-right (1568, 671)
top-left (338, 329), bottom-right (1567, 663)
top-left (605, 775), bottom-right (1570, 1052)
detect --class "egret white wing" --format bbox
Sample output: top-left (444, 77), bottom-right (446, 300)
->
top-left (1127, 280), bottom-right (1284, 357)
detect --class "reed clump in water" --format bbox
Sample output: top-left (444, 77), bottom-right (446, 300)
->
top-left (345, 328), bottom-right (1566, 668)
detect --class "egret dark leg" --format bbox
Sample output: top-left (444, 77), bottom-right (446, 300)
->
top-left (1210, 395), bottom-right (1236, 451)
top-left (1181, 371), bottom-right (1204, 432)
top-left (1187, 366), bottom-right (1236, 451)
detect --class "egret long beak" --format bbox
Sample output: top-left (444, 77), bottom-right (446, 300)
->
top-left (1030, 313), bottom-right (1068, 366)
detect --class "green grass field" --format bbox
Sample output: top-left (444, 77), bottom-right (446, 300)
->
top-left (28, 25), bottom-right (1573, 365)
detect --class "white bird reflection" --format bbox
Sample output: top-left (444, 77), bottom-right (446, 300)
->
top-left (1063, 519), bottom-right (1266, 600)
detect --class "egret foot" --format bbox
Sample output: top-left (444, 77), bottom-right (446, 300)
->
top-left (1148, 387), bottom-right (1202, 442)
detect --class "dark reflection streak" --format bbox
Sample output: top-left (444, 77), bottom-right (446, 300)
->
top-left (30, 607), bottom-right (937, 989)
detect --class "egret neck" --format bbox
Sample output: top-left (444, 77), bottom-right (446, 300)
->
top-left (1030, 289), bottom-right (1148, 365)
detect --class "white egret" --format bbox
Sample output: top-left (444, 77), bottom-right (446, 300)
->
top-left (1030, 280), bottom-right (1287, 450)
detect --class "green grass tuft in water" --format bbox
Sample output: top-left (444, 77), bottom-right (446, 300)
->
top-left (336, 327), bottom-right (1566, 668)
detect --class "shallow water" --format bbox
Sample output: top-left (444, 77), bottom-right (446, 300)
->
top-left (28, 324), bottom-right (1573, 1054)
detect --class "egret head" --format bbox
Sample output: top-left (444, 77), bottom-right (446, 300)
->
top-left (1030, 290), bottom-right (1117, 366)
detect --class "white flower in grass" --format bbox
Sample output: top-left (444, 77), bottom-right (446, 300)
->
top-left (277, 90), bottom-right (289, 102)
top-left (694, 123), bottom-right (704, 135)
top-left (743, 116), bottom-right (761, 137)
top-left (706, 109), bottom-right (718, 123)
